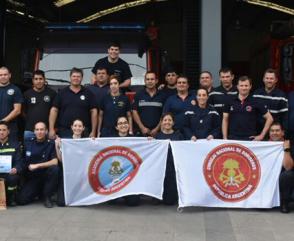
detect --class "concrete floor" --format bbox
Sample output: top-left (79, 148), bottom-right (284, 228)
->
top-left (0, 201), bottom-right (293, 241)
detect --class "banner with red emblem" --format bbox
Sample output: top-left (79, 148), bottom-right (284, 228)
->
top-left (62, 138), bottom-right (169, 206)
top-left (171, 140), bottom-right (283, 208)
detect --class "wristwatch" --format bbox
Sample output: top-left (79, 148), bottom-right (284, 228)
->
top-left (284, 148), bottom-right (291, 152)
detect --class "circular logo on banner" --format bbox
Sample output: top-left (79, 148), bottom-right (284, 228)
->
top-left (203, 143), bottom-right (260, 202)
top-left (88, 146), bottom-right (142, 195)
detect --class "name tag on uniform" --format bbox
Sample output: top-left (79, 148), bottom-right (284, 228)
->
top-left (0, 155), bottom-right (12, 173)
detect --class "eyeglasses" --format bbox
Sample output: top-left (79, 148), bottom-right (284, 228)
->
top-left (117, 121), bottom-right (128, 126)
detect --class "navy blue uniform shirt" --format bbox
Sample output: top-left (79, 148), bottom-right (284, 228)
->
top-left (100, 93), bottom-right (131, 129)
top-left (183, 105), bottom-right (221, 139)
top-left (24, 138), bottom-right (56, 166)
top-left (133, 89), bottom-right (166, 129)
top-left (92, 57), bottom-right (132, 84)
top-left (87, 84), bottom-right (110, 108)
top-left (224, 95), bottom-right (267, 140)
top-left (163, 93), bottom-right (196, 131)
top-left (0, 83), bottom-right (23, 122)
top-left (208, 85), bottom-right (238, 116)
top-left (161, 87), bottom-right (177, 102)
top-left (52, 86), bottom-right (96, 129)
top-left (23, 87), bottom-right (56, 131)
top-left (253, 87), bottom-right (288, 132)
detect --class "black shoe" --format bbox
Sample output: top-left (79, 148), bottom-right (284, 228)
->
top-left (7, 191), bottom-right (17, 207)
top-left (280, 201), bottom-right (290, 213)
top-left (44, 197), bottom-right (53, 208)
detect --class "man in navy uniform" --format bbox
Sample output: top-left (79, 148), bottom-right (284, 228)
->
top-left (209, 67), bottom-right (238, 116)
top-left (253, 68), bottom-right (288, 132)
top-left (49, 67), bottom-right (97, 138)
top-left (0, 66), bottom-right (23, 142)
top-left (160, 69), bottom-right (178, 100)
top-left (222, 76), bottom-right (273, 141)
top-left (0, 121), bottom-right (23, 206)
top-left (199, 71), bottom-right (214, 94)
top-left (23, 70), bottom-right (56, 140)
top-left (163, 75), bottom-right (196, 133)
top-left (17, 122), bottom-right (58, 208)
top-left (133, 71), bottom-right (166, 137)
top-left (87, 67), bottom-right (110, 108)
top-left (91, 42), bottom-right (132, 92)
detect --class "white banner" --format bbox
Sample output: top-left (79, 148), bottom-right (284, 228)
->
top-left (171, 140), bottom-right (283, 208)
top-left (62, 138), bottom-right (169, 206)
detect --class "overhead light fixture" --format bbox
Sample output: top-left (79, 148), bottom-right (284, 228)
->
top-left (6, 9), bottom-right (48, 23)
top-left (243, 0), bottom-right (294, 15)
top-left (77, 0), bottom-right (168, 23)
top-left (54, 0), bottom-right (75, 7)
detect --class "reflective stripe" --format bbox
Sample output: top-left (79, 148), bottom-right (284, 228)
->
top-left (138, 101), bottom-right (163, 107)
top-left (185, 111), bottom-right (195, 115)
top-left (209, 91), bottom-right (223, 95)
top-left (213, 104), bottom-right (224, 107)
top-left (269, 108), bottom-right (288, 113)
top-left (208, 111), bottom-right (219, 116)
top-left (253, 94), bottom-right (288, 102)
top-left (227, 91), bottom-right (238, 95)
top-left (0, 148), bottom-right (15, 153)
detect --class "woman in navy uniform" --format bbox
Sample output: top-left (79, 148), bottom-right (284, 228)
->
top-left (155, 113), bottom-right (183, 205)
top-left (55, 119), bottom-right (85, 206)
top-left (183, 88), bottom-right (221, 140)
top-left (98, 75), bottom-right (133, 137)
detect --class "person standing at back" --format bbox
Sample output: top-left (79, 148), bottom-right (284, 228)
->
top-left (91, 42), bottom-right (132, 93)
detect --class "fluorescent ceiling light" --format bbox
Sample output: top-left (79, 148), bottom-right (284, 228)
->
top-left (77, 0), bottom-right (168, 23)
top-left (244, 0), bottom-right (294, 15)
top-left (54, 0), bottom-right (75, 7)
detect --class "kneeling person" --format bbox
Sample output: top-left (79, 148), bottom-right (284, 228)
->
top-left (17, 122), bottom-right (58, 208)
top-left (0, 121), bottom-right (23, 206)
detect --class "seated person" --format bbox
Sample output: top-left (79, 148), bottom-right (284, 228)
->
top-left (269, 122), bottom-right (294, 213)
top-left (0, 121), bottom-right (23, 206)
top-left (17, 122), bottom-right (59, 208)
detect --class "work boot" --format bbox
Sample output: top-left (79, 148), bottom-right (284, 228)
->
top-left (7, 189), bottom-right (17, 207)
top-left (44, 196), bottom-right (53, 208)
top-left (280, 200), bottom-right (290, 214)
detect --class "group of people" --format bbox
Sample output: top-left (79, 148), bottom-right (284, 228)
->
top-left (0, 42), bottom-right (294, 213)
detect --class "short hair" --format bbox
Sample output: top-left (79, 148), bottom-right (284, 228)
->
top-left (0, 121), bottom-right (9, 129)
top-left (219, 67), bottom-right (234, 75)
top-left (109, 75), bottom-right (119, 83)
top-left (270, 121), bottom-right (284, 131)
top-left (96, 67), bottom-right (109, 75)
top-left (264, 68), bottom-right (277, 78)
top-left (0, 66), bottom-right (10, 73)
top-left (70, 67), bottom-right (83, 77)
top-left (161, 112), bottom-right (175, 122)
top-left (108, 42), bottom-right (121, 49)
top-left (200, 71), bottom-right (212, 78)
top-left (33, 70), bottom-right (45, 78)
top-left (197, 87), bottom-right (209, 96)
top-left (34, 121), bottom-right (47, 130)
top-left (145, 71), bottom-right (157, 79)
top-left (177, 75), bottom-right (189, 84)
top-left (238, 75), bottom-right (252, 85)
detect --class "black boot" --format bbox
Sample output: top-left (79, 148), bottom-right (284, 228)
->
top-left (7, 189), bottom-right (17, 207)
top-left (44, 196), bottom-right (53, 208)
top-left (280, 200), bottom-right (290, 213)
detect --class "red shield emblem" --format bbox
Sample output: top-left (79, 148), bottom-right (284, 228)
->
top-left (203, 143), bottom-right (260, 202)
